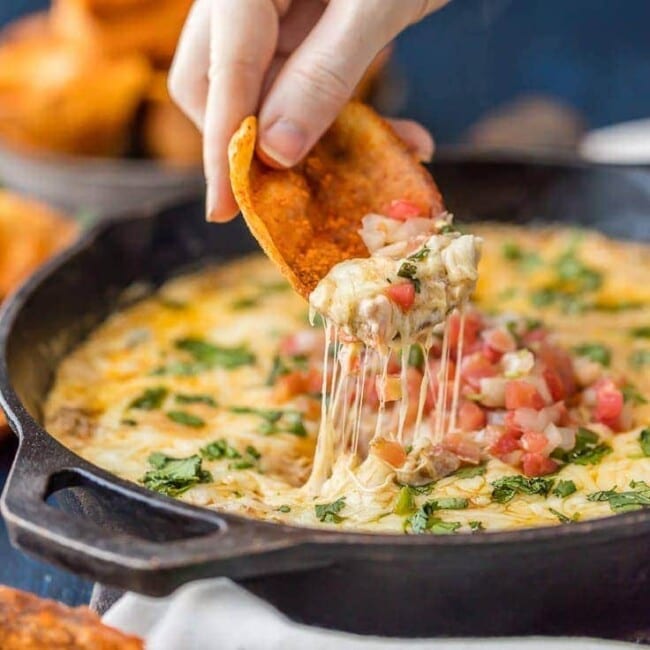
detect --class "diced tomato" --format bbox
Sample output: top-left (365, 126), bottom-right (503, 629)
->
top-left (521, 452), bottom-right (558, 477)
top-left (386, 199), bottom-right (422, 221)
top-left (273, 368), bottom-right (322, 402)
top-left (482, 343), bottom-right (503, 364)
top-left (521, 431), bottom-right (548, 454)
top-left (405, 367), bottom-right (434, 423)
top-left (457, 400), bottom-right (486, 432)
top-left (429, 379), bottom-right (455, 408)
top-left (461, 353), bottom-right (497, 390)
top-left (537, 343), bottom-right (576, 398)
top-left (543, 367), bottom-right (567, 401)
top-left (273, 371), bottom-right (308, 401)
top-left (503, 410), bottom-right (522, 435)
top-left (594, 378), bottom-right (624, 428)
top-left (490, 429), bottom-right (522, 457)
top-left (447, 310), bottom-right (483, 352)
top-left (444, 431), bottom-right (482, 464)
top-left (428, 358), bottom-right (457, 382)
top-left (505, 380), bottom-right (546, 410)
top-left (482, 328), bottom-right (517, 354)
top-left (372, 439), bottom-right (407, 467)
top-left (386, 282), bottom-right (415, 312)
top-left (522, 327), bottom-right (547, 345)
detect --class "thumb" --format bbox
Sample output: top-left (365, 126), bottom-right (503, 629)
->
top-left (257, 0), bottom-right (429, 167)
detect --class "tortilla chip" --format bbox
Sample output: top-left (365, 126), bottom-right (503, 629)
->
top-left (228, 102), bottom-right (444, 298)
top-left (0, 586), bottom-right (143, 649)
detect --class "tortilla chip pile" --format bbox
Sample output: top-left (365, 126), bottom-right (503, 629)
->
top-left (0, 190), bottom-right (77, 432)
top-left (0, 1), bottom-right (198, 161)
top-left (229, 102), bottom-right (444, 297)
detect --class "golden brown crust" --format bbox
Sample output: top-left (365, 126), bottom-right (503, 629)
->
top-left (0, 586), bottom-right (143, 649)
top-left (0, 191), bottom-right (78, 300)
top-left (228, 102), bottom-right (444, 298)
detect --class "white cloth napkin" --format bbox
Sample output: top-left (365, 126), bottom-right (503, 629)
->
top-left (104, 578), bottom-right (635, 650)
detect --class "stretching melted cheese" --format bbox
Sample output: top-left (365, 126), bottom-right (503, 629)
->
top-left (45, 225), bottom-right (650, 533)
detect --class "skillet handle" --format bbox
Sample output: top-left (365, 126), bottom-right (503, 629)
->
top-left (1, 429), bottom-right (320, 596)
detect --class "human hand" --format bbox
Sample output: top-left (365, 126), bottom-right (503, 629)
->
top-left (169, 0), bottom-right (449, 222)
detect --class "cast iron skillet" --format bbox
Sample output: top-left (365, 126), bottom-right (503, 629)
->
top-left (1, 158), bottom-right (650, 639)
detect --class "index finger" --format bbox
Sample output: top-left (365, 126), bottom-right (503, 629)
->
top-left (204, 0), bottom-right (279, 222)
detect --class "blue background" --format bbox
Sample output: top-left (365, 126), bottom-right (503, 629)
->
top-left (3, 0), bottom-right (650, 143)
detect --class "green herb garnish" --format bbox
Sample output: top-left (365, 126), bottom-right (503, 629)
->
top-left (572, 342), bottom-right (611, 367)
top-left (393, 486), bottom-right (416, 515)
top-left (630, 349), bottom-right (650, 369)
top-left (175, 337), bottom-right (256, 369)
top-left (397, 261), bottom-right (421, 293)
top-left (167, 411), bottom-right (206, 428)
top-left (622, 383), bottom-right (648, 405)
top-left (407, 344), bottom-right (425, 370)
top-left (631, 326), bottom-right (650, 339)
top-left (175, 393), bottom-right (218, 407)
top-left (200, 439), bottom-right (241, 460)
top-left (552, 480), bottom-right (577, 498)
top-left (549, 508), bottom-right (573, 524)
top-left (407, 247), bottom-right (430, 262)
top-left (129, 386), bottom-right (168, 410)
top-left (453, 464), bottom-right (487, 480)
top-left (551, 428), bottom-right (611, 466)
top-left (315, 497), bottom-right (346, 523)
top-left (228, 445), bottom-right (261, 471)
top-left (141, 452), bottom-right (212, 496)
top-left (491, 475), bottom-right (554, 504)
top-left (639, 428), bottom-right (650, 457)
top-left (229, 406), bottom-right (307, 437)
top-left (469, 520), bottom-right (485, 532)
top-left (588, 481), bottom-right (650, 513)
top-left (277, 505), bottom-right (291, 513)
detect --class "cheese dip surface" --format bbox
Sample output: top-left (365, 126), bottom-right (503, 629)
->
top-left (45, 225), bottom-right (650, 534)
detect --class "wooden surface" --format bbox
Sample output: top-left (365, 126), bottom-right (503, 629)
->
top-left (0, 434), bottom-right (92, 606)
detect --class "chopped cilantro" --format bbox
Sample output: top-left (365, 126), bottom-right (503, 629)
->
top-left (407, 246), bottom-right (430, 261)
top-left (622, 383), bottom-right (648, 405)
top-left (121, 418), bottom-right (138, 426)
top-left (453, 464), bottom-right (487, 480)
top-left (393, 486), bottom-right (416, 515)
top-left (175, 337), bottom-right (256, 369)
top-left (315, 497), bottom-right (346, 523)
top-left (549, 507), bottom-right (573, 524)
top-left (277, 505), bottom-right (291, 513)
top-left (631, 326), bottom-right (650, 339)
top-left (501, 242), bottom-right (542, 271)
top-left (588, 481), bottom-right (650, 513)
top-left (405, 499), bottom-right (468, 534)
top-left (491, 475), bottom-right (553, 504)
top-left (407, 344), bottom-right (425, 370)
top-left (232, 296), bottom-right (259, 309)
top-left (228, 445), bottom-right (261, 471)
top-left (229, 406), bottom-right (307, 437)
top-left (200, 439), bottom-right (241, 460)
top-left (397, 261), bottom-right (421, 293)
top-left (469, 520), bottom-right (485, 533)
top-left (129, 386), bottom-right (168, 410)
top-left (639, 428), bottom-right (650, 457)
top-left (167, 411), bottom-right (206, 428)
top-left (551, 428), bottom-right (611, 466)
top-left (175, 393), bottom-right (218, 407)
top-left (630, 349), bottom-right (650, 369)
top-left (572, 342), bottom-right (611, 367)
top-left (159, 298), bottom-right (187, 310)
top-left (552, 480), bottom-right (577, 498)
top-left (141, 452), bottom-right (212, 497)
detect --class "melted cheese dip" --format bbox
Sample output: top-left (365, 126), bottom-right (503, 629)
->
top-left (45, 226), bottom-right (650, 533)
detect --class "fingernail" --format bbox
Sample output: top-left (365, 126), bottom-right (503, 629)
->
top-left (260, 118), bottom-right (307, 167)
top-left (206, 183), bottom-right (216, 222)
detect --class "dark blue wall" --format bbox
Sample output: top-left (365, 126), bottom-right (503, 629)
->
top-left (3, 0), bottom-right (650, 144)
